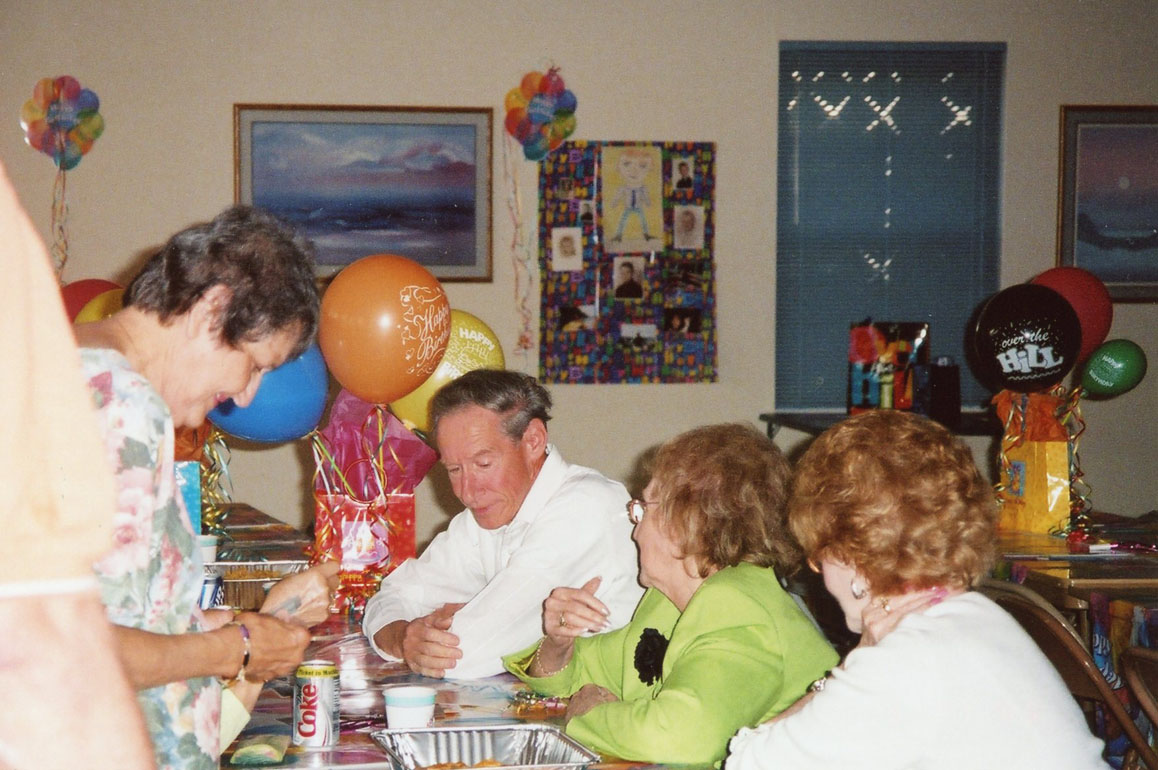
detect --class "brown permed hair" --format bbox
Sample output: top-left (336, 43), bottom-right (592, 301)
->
top-left (649, 423), bottom-right (798, 577)
top-left (789, 410), bottom-right (999, 595)
top-left (123, 205), bottom-right (319, 359)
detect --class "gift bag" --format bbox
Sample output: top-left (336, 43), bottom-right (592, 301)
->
top-left (310, 390), bottom-right (437, 614)
top-left (994, 390), bottom-right (1073, 534)
top-left (848, 320), bottom-right (929, 413)
top-left (314, 491), bottom-right (416, 613)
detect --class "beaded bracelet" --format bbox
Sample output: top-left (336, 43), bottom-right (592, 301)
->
top-left (528, 643), bottom-right (566, 678)
top-left (226, 621), bottom-right (251, 682)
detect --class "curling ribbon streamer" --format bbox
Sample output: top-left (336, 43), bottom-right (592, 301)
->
top-left (1054, 384), bottom-right (1092, 536)
top-left (200, 427), bottom-right (235, 542)
top-left (503, 132), bottom-right (536, 365)
top-left (50, 166), bottom-right (69, 280)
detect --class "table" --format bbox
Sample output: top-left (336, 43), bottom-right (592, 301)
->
top-left (213, 502), bottom-right (314, 563)
top-left (997, 530), bottom-right (1158, 643)
top-left (757, 410), bottom-right (1001, 438)
top-left (224, 617), bottom-right (658, 770)
top-left (996, 530), bottom-right (1158, 763)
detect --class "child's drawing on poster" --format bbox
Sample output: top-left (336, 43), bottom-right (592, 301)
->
top-left (539, 140), bottom-right (716, 384)
top-left (603, 145), bottom-right (664, 254)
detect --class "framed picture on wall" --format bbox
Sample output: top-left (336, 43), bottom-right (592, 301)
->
top-left (1058, 105), bottom-right (1158, 301)
top-left (235, 104), bottom-right (493, 281)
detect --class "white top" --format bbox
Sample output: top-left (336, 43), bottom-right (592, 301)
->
top-left (362, 446), bottom-right (643, 679)
top-left (727, 591), bottom-right (1108, 769)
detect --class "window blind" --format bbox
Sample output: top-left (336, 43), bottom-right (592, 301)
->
top-left (775, 41), bottom-right (1005, 410)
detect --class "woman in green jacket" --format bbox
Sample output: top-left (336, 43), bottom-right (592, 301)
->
top-left (504, 423), bottom-right (837, 765)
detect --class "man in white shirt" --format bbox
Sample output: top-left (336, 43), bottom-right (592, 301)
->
top-left (362, 370), bottom-right (643, 679)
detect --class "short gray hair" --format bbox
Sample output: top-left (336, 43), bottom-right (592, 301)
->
top-left (429, 369), bottom-right (552, 442)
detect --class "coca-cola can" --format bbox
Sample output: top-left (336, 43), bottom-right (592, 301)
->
top-left (293, 659), bottom-right (340, 747)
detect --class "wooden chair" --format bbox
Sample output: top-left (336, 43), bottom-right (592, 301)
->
top-left (977, 578), bottom-right (1158, 769)
top-left (977, 578), bottom-right (1089, 648)
top-left (1122, 646), bottom-right (1158, 730)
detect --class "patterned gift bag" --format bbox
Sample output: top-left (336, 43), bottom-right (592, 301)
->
top-left (994, 390), bottom-right (1074, 535)
top-left (310, 390), bottom-right (436, 614)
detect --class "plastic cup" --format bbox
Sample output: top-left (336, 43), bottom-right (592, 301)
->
top-left (197, 534), bottom-right (219, 563)
top-left (384, 685), bottom-right (436, 729)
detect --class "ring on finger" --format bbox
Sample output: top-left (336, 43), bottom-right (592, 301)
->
top-left (559, 613), bottom-right (567, 628)
top-left (878, 597), bottom-right (891, 613)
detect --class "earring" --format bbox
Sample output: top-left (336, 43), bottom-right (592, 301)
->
top-left (850, 579), bottom-right (867, 600)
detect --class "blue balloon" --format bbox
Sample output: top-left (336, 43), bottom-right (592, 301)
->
top-left (555, 89), bottom-right (577, 114)
top-left (527, 93), bottom-right (556, 123)
top-left (209, 344), bottom-right (329, 442)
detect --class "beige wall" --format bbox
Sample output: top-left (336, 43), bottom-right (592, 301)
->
top-left (3, 0), bottom-right (1155, 544)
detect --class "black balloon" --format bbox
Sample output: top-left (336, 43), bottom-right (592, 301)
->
top-left (971, 284), bottom-right (1081, 392)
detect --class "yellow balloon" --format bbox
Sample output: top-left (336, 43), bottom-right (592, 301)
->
top-left (74, 288), bottom-right (124, 323)
top-left (504, 87), bottom-right (529, 112)
top-left (390, 310), bottom-right (505, 434)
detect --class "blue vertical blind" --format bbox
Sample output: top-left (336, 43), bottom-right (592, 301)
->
top-left (775, 42), bottom-right (1004, 410)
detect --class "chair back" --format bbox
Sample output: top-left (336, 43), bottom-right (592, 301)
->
top-left (977, 578), bottom-right (1158, 769)
top-left (1122, 646), bottom-right (1158, 730)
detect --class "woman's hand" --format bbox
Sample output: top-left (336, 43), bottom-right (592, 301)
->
top-left (858, 587), bottom-right (949, 647)
top-left (200, 607), bottom-right (235, 631)
top-left (526, 577), bottom-right (609, 677)
top-left (543, 576), bottom-right (609, 643)
top-left (261, 561), bottom-right (339, 626)
top-left (230, 611), bottom-right (310, 682)
top-left (564, 683), bottom-right (619, 723)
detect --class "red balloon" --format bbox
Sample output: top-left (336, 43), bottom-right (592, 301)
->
top-left (318, 254), bottom-right (452, 404)
top-left (505, 107), bottom-right (531, 142)
top-left (540, 68), bottom-right (566, 96)
top-left (1031, 267), bottom-right (1112, 363)
top-left (61, 278), bottom-right (122, 321)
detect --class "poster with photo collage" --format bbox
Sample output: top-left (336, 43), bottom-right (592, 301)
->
top-left (539, 140), bottom-right (717, 384)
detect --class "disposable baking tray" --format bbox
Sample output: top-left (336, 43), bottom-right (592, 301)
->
top-left (370, 724), bottom-right (599, 770)
top-left (205, 560), bottom-right (310, 610)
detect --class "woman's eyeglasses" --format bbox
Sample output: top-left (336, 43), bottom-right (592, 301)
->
top-left (626, 498), bottom-right (652, 525)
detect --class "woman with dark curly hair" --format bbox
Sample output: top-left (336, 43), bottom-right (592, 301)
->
top-left (74, 206), bottom-right (336, 769)
top-left (727, 410), bottom-right (1107, 769)
top-left (504, 423), bottom-right (837, 764)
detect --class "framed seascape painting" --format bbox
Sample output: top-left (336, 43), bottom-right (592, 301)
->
top-left (235, 104), bottom-right (493, 281)
top-left (1058, 105), bottom-right (1158, 301)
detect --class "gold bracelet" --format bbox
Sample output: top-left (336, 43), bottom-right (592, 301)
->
top-left (528, 642), bottom-right (567, 678)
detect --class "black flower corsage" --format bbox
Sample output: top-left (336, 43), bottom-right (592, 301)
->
top-left (633, 627), bottom-right (669, 685)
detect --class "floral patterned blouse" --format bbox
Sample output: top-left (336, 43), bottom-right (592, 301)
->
top-left (81, 348), bottom-right (220, 770)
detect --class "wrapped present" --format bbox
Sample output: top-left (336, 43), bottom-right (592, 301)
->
top-left (311, 390), bottom-right (437, 613)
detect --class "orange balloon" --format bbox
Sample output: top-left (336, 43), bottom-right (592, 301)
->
top-left (319, 254), bottom-right (451, 404)
top-left (520, 71), bottom-right (543, 100)
top-left (74, 287), bottom-right (124, 323)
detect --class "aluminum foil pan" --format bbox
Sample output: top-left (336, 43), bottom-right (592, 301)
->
top-left (370, 724), bottom-right (599, 770)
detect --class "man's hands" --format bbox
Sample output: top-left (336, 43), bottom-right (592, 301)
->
top-left (375, 603), bottom-right (466, 678)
